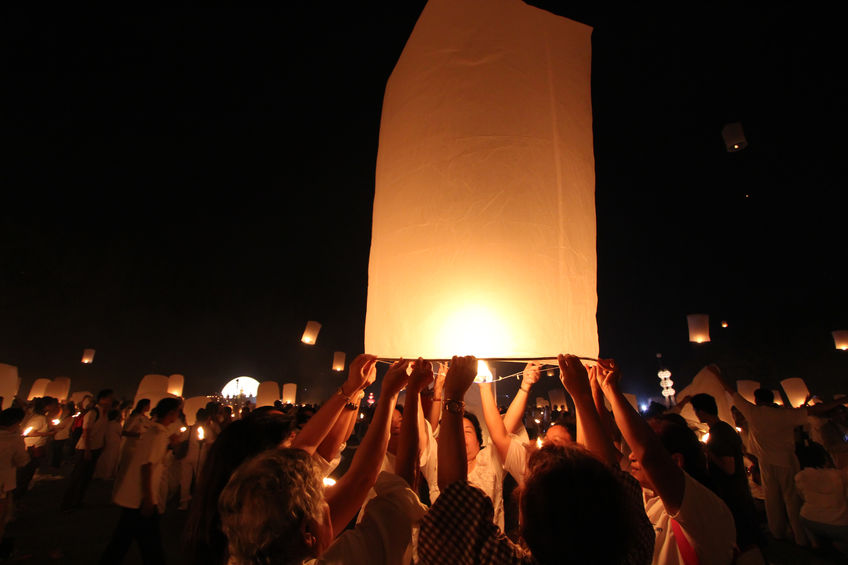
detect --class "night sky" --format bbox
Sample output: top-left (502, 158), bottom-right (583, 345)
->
top-left (3, 2), bottom-right (846, 404)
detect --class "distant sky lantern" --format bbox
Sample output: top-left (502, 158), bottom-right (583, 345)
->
top-left (28, 378), bottom-right (51, 401)
top-left (780, 377), bottom-right (811, 408)
top-left (167, 374), bottom-right (184, 397)
top-left (722, 122), bottom-right (748, 152)
top-left (332, 352), bottom-right (346, 372)
top-left (282, 383), bottom-right (297, 405)
top-left (833, 330), bottom-right (848, 351)
top-left (548, 389), bottom-right (567, 411)
top-left (256, 381), bottom-right (281, 407)
top-left (301, 321), bottom-right (321, 345)
top-left (364, 0), bottom-right (598, 360)
top-left (221, 376), bottom-right (259, 398)
top-left (0, 364), bottom-right (19, 407)
top-left (721, 321), bottom-right (729, 328)
top-left (474, 360), bottom-right (494, 383)
top-left (81, 349), bottom-right (96, 364)
top-left (686, 314), bottom-right (711, 343)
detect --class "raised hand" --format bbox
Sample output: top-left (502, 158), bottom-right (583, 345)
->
top-left (557, 354), bottom-right (592, 397)
top-left (522, 362), bottom-right (541, 388)
top-left (408, 358), bottom-right (434, 394)
top-left (444, 355), bottom-right (477, 399)
top-left (346, 354), bottom-right (378, 393)
top-left (595, 358), bottom-right (621, 394)
top-left (382, 358), bottom-right (411, 396)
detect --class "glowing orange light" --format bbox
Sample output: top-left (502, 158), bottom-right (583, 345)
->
top-left (197, 426), bottom-right (205, 441)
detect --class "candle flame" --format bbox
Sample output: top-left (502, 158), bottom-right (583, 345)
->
top-left (180, 426), bottom-right (187, 433)
top-left (52, 419), bottom-right (61, 425)
top-left (197, 426), bottom-right (205, 441)
top-left (700, 432), bottom-right (710, 443)
top-left (323, 477), bottom-right (336, 487)
top-left (23, 426), bottom-right (33, 436)
top-left (536, 437), bottom-right (543, 449)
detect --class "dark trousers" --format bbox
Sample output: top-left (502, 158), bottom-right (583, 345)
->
top-left (16, 446), bottom-right (46, 499)
top-left (99, 506), bottom-right (166, 565)
top-left (51, 439), bottom-right (68, 468)
top-left (60, 448), bottom-right (102, 510)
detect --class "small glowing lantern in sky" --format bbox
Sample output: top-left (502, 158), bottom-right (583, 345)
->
top-left (721, 321), bottom-right (729, 328)
top-left (332, 352), bottom-right (346, 372)
top-left (658, 368), bottom-right (675, 405)
top-left (301, 321), bottom-right (321, 345)
top-left (81, 349), bottom-right (96, 364)
top-left (221, 377), bottom-right (260, 399)
top-left (548, 389), bottom-right (567, 412)
top-left (687, 314), bottom-right (710, 343)
top-left (364, 0), bottom-right (598, 360)
top-left (833, 330), bottom-right (848, 351)
top-left (781, 378), bottom-right (811, 408)
top-left (721, 122), bottom-right (748, 152)
top-left (282, 383), bottom-right (297, 405)
top-left (0, 364), bottom-right (19, 408)
top-left (474, 360), bottom-right (494, 384)
top-left (256, 381), bottom-right (281, 407)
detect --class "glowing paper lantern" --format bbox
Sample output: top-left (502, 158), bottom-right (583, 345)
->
top-left (721, 122), bottom-right (748, 152)
top-left (282, 383), bottom-right (297, 405)
top-left (183, 396), bottom-right (208, 426)
top-left (28, 378), bottom-right (51, 401)
top-left (135, 391), bottom-right (179, 412)
top-left (780, 378), bottom-right (811, 408)
top-left (364, 0), bottom-right (598, 360)
top-left (166, 374), bottom-right (185, 397)
top-left (772, 391), bottom-right (784, 407)
top-left (548, 389), bottom-right (567, 411)
top-left (81, 349), bottom-right (96, 364)
top-left (136, 374), bottom-right (169, 396)
top-left (332, 352), bottom-right (346, 372)
top-left (0, 364), bottom-right (20, 408)
top-left (221, 376), bottom-right (260, 399)
top-left (676, 366), bottom-right (735, 427)
top-left (69, 391), bottom-right (93, 407)
top-left (833, 330), bottom-right (848, 351)
top-left (301, 321), bottom-right (322, 345)
top-left (736, 380), bottom-right (760, 404)
top-left (535, 397), bottom-right (550, 409)
top-left (474, 360), bottom-right (494, 384)
top-left (256, 381), bottom-right (281, 408)
top-left (686, 314), bottom-right (711, 343)
top-left (45, 377), bottom-right (71, 401)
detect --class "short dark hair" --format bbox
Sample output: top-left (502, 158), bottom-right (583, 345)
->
top-left (0, 408), bottom-right (25, 427)
top-left (754, 388), bottom-right (774, 405)
top-left (690, 393), bottom-right (718, 416)
top-left (96, 389), bottom-right (114, 402)
top-left (655, 415), bottom-right (708, 484)
top-left (463, 412), bottom-right (484, 447)
top-left (151, 397), bottom-right (181, 419)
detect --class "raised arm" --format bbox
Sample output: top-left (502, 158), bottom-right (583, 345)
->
top-left (438, 356), bottom-right (477, 490)
top-left (478, 381), bottom-right (512, 464)
top-left (396, 358), bottom-right (433, 486)
top-left (426, 363), bottom-right (447, 431)
top-left (325, 359), bottom-right (409, 535)
top-left (501, 362), bottom-right (539, 434)
top-left (317, 387), bottom-right (368, 463)
top-left (558, 354), bottom-right (619, 466)
top-left (292, 354), bottom-right (376, 455)
top-left (597, 359), bottom-right (685, 514)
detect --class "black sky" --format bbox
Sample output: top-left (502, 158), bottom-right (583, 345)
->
top-left (2, 2), bottom-right (846, 403)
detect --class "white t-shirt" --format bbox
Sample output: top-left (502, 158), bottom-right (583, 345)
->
top-left (76, 407), bottom-right (109, 450)
top-left (643, 471), bottom-right (736, 565)
top-left (732, 392), bottom-right (807, 467)
top-left (795, 467), bottom-right (848, 526)
top-left (0, 429), bottom-right (29, 494)
top-left (112, 422), bottom-right (172, 512)
top-left (23, 414), bottom-right (49, 449)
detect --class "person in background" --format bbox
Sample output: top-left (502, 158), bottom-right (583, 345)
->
top-left (0, 408), bottom-right (29, 558)
top-left (178, 408), bottom-right (210, 511)
top-left (50, 402), bottom-right (75, 471)
top-left (61, 389), bottom-right (114, 511)
top-left (795, 441), bottom-right (848, 555)
top-left (116, 399), bottom-right (151, 484)
top-left (18, 396), bottom-right (58, 498)
top-left (94, 409), bottom-right (124, 480)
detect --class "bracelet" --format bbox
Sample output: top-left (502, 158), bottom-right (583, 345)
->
top-left (520, 384), bottom-right (531, 393)
top-left (443, 398), bottom-right (465, 415)
top-left (336, 385), bottom-right (353, 403)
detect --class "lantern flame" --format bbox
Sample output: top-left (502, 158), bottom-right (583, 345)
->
top-left (474, 360), bottom-right (494, 383)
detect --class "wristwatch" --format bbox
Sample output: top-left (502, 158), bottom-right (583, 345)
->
top-left (443, 398), bottom-right (465, 415)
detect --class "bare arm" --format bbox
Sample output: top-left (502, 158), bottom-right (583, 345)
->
top-left (597, 359), bottom-right (685, 514)
top-left (396, 358), bottom-right (433, 486)
top-left (325, 359), bottom-right (409, 536)
top-left (502, 362), bottom-right (540, 434)
top-left (438, 356), bottom-right (478, 490)
top-left (478, 381), bottom-right (512, 464)
top-left (426, 363), bottom-right (446, 432)
top-left (316, 390), bottom-right (365, 463)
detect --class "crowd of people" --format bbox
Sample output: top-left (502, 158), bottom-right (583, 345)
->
top-left (2, 354), bottom-right (848, 564)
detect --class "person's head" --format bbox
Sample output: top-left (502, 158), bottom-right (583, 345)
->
top-left (798, 441), bottom-right (832, 469)
top-left (96, 389), bottom-right (114, 410)
top-left (462, 412), bottom-right (484, 462)
top-left (754, 388), bottom-right (775, 406)
top-left (543, 423), bottom-right (574, 447)
top-left (194, 408), bottom-right (209, 425)
top-left (133, 398), bottom-right (151, 415)
top-left (151, 398), bottom-right (182, 426)
top-left (0, 407), bottom-right (25, 429)
top-left (637, 415), bottom-right (707, 488)
top-left (690, 393), bottom-right (718, 423)
top-left (219, 449), bottom-right (331, 564)
top-left (519, 445), bottom-right (644, 564)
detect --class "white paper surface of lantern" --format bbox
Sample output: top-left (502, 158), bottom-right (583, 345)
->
top-left (81, 348), bottom-right (96, 364)
top-left (780, 377), bottom-right (811, 408)
top-left (134, 391), bottom-right (179, 412)
top-left (686, 314), bottom-right (711, 343)
top-left (221, 376), bottom-right (260, 399)
top-left (45, 377), bottom-right (71, 401)
top-left (772, 391), bottom-right (784, 406)
top-left (69, 391), bottom-right (93, 407)
top-left (282, 383), bottom-right (297, 405)
top-left (735, 380), bottom-right (760, 404)
top-left (301, 321), bottom-right (322, 345)
top-left (833, 330), bottom-right (848, 351)
top-left (136, 374), bottom-right (169, 398)
top-left (256, 381), bottom-right (281, 407)
top-left (332, 352), bottom-right (346, 372)
top-left (167, 374), bottom-right (185, 397)
top-left (548, 389), bottom-right (567, 411)
top-left (364, 0), bottom-right (598, 360)
top-left (675, 366), bottom-right (735, 426)
top-left (28, 378), bottom-right (51, 401)
top-left (721, 122), bottom-right (748, 152)
top-left (0, 364), bottom-right (20, 407)
top-left (182, 396), bottom-right (207, 426)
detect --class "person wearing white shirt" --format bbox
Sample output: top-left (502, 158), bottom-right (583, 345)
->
top-left (18, 396), bottom-right (58, 497)
top-left (795, 442), bottom-right (848, 555)
top-left (62, 389), bottom-right (114, 511)
top-left (100, 397), bottom-right (182, 565)
top-left (0, 408), bottom-right (29, 546)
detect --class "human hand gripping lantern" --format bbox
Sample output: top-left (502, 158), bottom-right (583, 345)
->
top-left (364, 0), bottom-right (598, 363)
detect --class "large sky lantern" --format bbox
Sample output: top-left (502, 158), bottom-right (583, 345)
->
top-left (28, 378), bottom-right (51, 400)
top-left (45, 377), bottom-right (71, 401)
top-left (686, 314), bottom-right (711, 344)
top-left (736, 380), bottom-right (760, 404)
top-left (332, 352), bottom-right (346, 372)
top-left (364, 0), bottom-right (598, 362)
top-left (0, 363), bottom-right (19, 406)
top-left (833, 330), bottom-right (848, 351)
top-left (167, 374), bottom-right (185, 397)
top-left (256, 381), bottom-right (281, 407)
top-left (301, 321), bottom-right (322, 345)
top-left (81, 348), bottom-right (96, 364)
top-left (282, 383), bottom-right (297, 405)
top-left (183, 396), bottom-right (207, 426)
top-left (221, 376), bottom-right (259, 399)
top-left (780, 377), bottom-right (811, 408)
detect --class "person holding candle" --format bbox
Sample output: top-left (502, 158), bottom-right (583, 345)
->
top-left (18, 396), bottom-right (58, 499)
top-left (0, 408), bottom-right (29, 554)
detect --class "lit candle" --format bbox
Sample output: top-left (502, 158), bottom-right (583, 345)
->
top-left (197, 426), bottom-right (205, 441)
top-left (699, 432), bottom-right (710, 443)
top-left (536, 437), bottom-right (543, 449)
top-left (323, 477), bottom-right (337, 487)
top-left (52, 419), bottom-right (61, 426)
top-left (23, 426), bottom-right (33, 436)
top-left (180, 426), bottom-right (187, 433)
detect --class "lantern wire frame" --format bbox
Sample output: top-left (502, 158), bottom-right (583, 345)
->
top-left (375, 356), bottom-right (600, 384)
